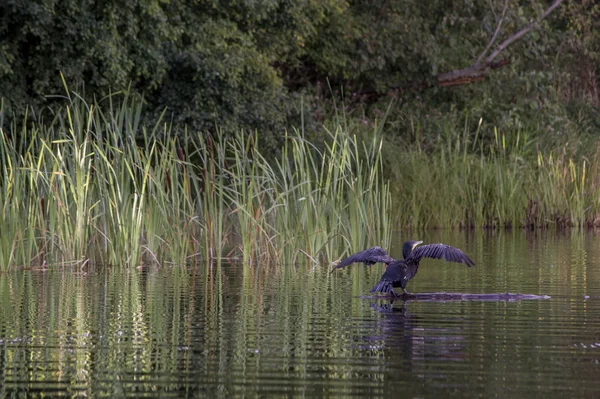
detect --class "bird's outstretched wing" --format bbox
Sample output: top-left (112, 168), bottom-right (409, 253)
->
top-left (331, 246), bottom-right (395, 272)
top-left (406, 243), bottom-right (475, 267)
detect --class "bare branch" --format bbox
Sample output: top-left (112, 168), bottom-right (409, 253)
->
top-left (485, 0), bottom-right (564, 64)
top-left (476, 0), bottom-right (509, 66)
top-left (355, 0), bottom-right (565, 100)
top-left (489, 0), bottom-right (499, 21)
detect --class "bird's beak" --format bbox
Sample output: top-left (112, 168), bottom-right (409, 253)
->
top-left (413, 240), bottom-right (423, 249)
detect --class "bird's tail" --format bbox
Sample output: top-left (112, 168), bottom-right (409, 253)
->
top-left (370, 280), bottom-right (393, 295)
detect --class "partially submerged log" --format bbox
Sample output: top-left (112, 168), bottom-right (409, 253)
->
top-left (363, 292), bottom-right (551, 302)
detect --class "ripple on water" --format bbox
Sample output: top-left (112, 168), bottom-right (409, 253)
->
top-left (2, 231), bottom-right (600, 397)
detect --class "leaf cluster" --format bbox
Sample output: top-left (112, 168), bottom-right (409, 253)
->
top-left (0, 0), bottom-right (598, 151)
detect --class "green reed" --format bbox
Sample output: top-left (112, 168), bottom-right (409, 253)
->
top-left (0, 90), bottom-right (391, 270)
top-left (387, 118), bottom-right (600, 229)
top-left (5, 87), bottom-right (598, 271)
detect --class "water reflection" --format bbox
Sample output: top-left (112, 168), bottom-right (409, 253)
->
top-left (0, 230), bottom-right (600, 397)
top-left (364, 299), bottom-right (473, 393)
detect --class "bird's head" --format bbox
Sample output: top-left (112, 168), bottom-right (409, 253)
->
top-left (402, 240), bottom-right (423, 259)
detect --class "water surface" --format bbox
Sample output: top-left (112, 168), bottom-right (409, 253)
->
top-left (1, 230), bottom-right (600, 397)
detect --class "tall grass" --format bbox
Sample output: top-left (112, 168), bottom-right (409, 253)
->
top-left (385, 118), bottom-right (600, 229)
top-left (0, 90), bottom-right (391, 270)
top-left (3, 88), bottom-right (599, 271)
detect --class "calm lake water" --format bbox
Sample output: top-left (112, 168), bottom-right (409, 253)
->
top-left (1, 230), bottom-right (600, 397)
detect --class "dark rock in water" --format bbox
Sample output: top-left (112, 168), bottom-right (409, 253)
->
top-left (363, 292), bottom-right (551, 302)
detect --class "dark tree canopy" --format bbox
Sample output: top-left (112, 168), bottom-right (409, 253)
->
top-left (1, 0), bottom-right (598, 145)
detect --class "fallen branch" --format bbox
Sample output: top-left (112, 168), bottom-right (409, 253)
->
top-left (437, 59), bottom-right (511, 86)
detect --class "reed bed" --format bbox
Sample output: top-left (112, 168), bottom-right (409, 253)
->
top-left (2, 90), bottom-right (600, 271)
top-left (386, 120), bottom-right (600, 229)
top-left (0, 91), bottom-right (391, 270)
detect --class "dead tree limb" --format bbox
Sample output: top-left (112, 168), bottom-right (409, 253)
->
top-left (438, 0), bottom-right (564, 86)
top-left (358, 0), bottom-right (565, 98)
top-left (484, 0), bottom-right (564, 65)
top-left (476, 0), bottom-right (509, 66)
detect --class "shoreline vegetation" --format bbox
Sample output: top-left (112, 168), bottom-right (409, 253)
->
top-left (2, 0), bottom-right (599, 271)
top-left (0, 89), bottom-right (391, 270)
top-left (1, 88), bottom-right (599, 270)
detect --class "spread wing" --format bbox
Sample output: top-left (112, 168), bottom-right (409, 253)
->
top-left (331, 246), bottom-right (395, 272)
top-left (406, 243), bottom-right (475, 267)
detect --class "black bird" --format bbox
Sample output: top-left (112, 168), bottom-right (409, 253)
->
top-left (330, 246), bottom-right (396, 272)
top-left (370, 240), bottom-right (474, 296)
top-left (332, 240), bottom-right (474, 297)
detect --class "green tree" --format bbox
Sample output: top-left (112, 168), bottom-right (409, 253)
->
top-left (1, 0), bottom-right (597, 149)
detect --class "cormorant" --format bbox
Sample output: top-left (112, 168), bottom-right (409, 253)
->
top-left (332, 240), bottom-right (474, 296)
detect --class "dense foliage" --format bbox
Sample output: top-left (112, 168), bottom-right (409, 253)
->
top-left (1, 0), bottom-right (598, 149)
